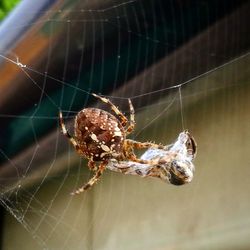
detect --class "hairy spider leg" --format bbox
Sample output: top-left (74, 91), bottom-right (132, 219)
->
top-left (126, 139), bottom-right (165, 150)
top-left (124, 149), bottom-right (158, 165)
top-left (70, 161), bottom-right (107, 195)
top-left (59, 111), bottom-right (79, 151)
top-left (88, 159), bottom-right (98, 171)
top-left (92, 93), bottom-right (128, 127)
top-left (126, 98), bottom-right (135, 135)
top-left (122, 140), bottom-right (159, 165)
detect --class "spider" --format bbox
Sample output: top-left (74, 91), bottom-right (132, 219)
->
top-left (59, 93), bottom-right (164, 195)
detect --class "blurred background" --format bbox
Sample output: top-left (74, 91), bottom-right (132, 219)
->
top-left (0, 0), bottom-right (250, 249)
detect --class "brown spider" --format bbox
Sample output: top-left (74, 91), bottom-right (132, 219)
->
top-left (59, 93), bottom-right (164, 195)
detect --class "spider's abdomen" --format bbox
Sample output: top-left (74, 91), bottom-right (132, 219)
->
top-left (74, 108), bottom-right (125, 161)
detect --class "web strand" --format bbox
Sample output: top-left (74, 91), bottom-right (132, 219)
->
top-left (178, 86), bottom-right (185, 130)
top-left (1, 50), bottom-right (249, 102)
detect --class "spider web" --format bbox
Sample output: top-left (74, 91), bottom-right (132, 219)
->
top-left (0, 0), bottom-right (250, 249)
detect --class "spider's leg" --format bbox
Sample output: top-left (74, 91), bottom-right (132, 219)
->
top-left (92, 93), bottom-right (128, 127)
top-left (125, 99), bottom-right (135, 135)
top-left (59, 111), bottom-right (79, 150)
top-left (126, 139), bottom-right (165, 150)
top-left (125, 150), bottom-right (157, 165)
top-left (123, 141), bottom-right (158, 165)
top-left (88, 159), bottom-right (98, 171)
top-left (70, 161), bottom-right (107, 195)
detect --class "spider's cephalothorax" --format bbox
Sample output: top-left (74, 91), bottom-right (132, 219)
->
top-left (59, 93), bottom-right (164, 195)
top-left (74, 108), bottom-right (125, 161)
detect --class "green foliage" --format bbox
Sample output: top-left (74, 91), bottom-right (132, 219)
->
top-left (0, 0), bottom-right (21, 21)
top-left (0, 8), bottom-right (5, 20)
